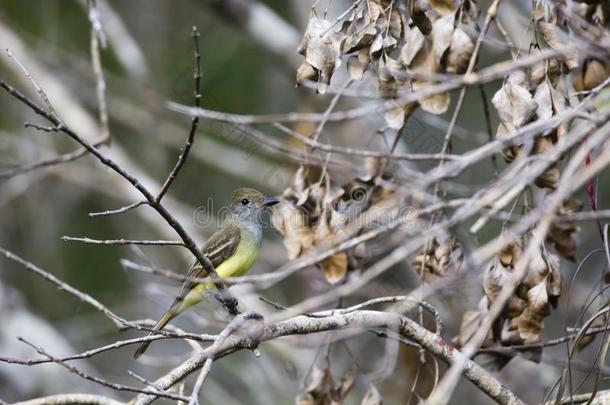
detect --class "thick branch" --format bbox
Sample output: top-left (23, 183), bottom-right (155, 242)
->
top-left (133, 310), bottom-right (524, 405)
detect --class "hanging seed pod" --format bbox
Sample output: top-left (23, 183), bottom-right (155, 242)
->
top-left (412, 237), bottom-right (462, 282)
top-left (548, 198), bottom-right (582, 260)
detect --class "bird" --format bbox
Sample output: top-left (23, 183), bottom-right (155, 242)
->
top-left (133, 188), bottom-right (280, 358)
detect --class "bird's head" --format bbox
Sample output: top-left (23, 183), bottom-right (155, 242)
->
top-left (230, 188), bottom-right (280, 224)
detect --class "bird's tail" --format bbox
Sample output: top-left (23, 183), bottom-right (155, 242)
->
top-left (133, 308), bottom-right (176, 359)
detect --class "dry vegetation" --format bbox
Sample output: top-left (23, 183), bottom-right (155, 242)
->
top-left (1, 0), bottom-right (610, 404)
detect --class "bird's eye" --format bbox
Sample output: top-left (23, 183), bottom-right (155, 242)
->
top-left (240, 198), bottom-right (249, 206)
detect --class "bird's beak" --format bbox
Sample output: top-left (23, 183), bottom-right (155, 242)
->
top-left (262, 196), bottom-right (280, 207)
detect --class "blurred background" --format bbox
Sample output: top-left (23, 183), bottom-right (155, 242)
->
top-left (1, 0), bottom-right (609, 404)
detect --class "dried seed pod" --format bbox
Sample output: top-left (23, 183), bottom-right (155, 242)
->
top-left (583, 59), bottom-right (610, 91)
top-left (455, 235), bottom-right (564, 365)
top-left (492, 71), bottom-right (538, 131)
top-left (347, 55), bottom-right (368, 80)
top-left (296, 62), bottom-right (319, 86)
top-left (533, 136), bottom-right (560, 189)
top-left (537, 22), bottom-right (579, 71)
top-left (296, 12), bottom-right (345, 93)
top-left (412, 237), bottom-right (462, 282)
top-left (377, 55), bottom-right (405, 99)
top-left (273, 161), bottom-right (401, 285)
top-left (487, 239), bottom-right (562, 345)
top-left (446, 27), bottom-right (475, 74)
top-left (577, 310), bottom-right (608, 351)
top-left (548, 199), bottom-right (582, 260)
top-left (296, 349), bottom-right (359, 404)
top-left (496, 122), bottom-right (519, 162)
top-left (410, 0), bottom-right (433, 35)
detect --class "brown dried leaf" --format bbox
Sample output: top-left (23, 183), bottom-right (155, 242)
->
top-left (272, 202), bottom-right (314, 260)
top-left (432, 13), bottom-right (456, 64)
top-left (297, 62), bottom-right (319, 87)
top-left (305, 35), bottom-right (343, 94)
top-left (384, 106), bottom-right (406, 130)
top-left (492, 72), bottom-right (538, 130)
top-left (535, 165), bottom-right (559, 189)
top-left (546, 253), bottom-right (561, 306)
top-left (298, 13), bottom-right (345, 94)
top-left (413, 237), bottom-right (461, 282)
top-left (537, 22), bottom-right (579, 70)
top-left (534, 80), bottom-right (554, 120)
top-left (499, 242), bottom-right (521, 268)
top-left (514, 282), bottom-right (549, 343)
top-left (411, 0), bottom-right (433, 35)
top-left (505, 295), bottom-right (527, 318)
top-left (584, 59), bottom-right (609, 91)
top-left (298, 358), bottom-right (333, 405)
top-left (577, 310), bottom-right (607, 351)
top-left (321, 253), bottom-right (348, 285)
top-left (340, 7), bottom-right (377, 53)
top-left (388, 7), bottom-right (404, 39)
top-left (429, 0), bottom-right (456, 14)
top-left (485, 260), bottom-right (508, 301)
top-left (533, 136), bottom-right (559, 188)
top-left (530, 47), bottom-right (547, 87)
top-left (400, 25), bottom-right (426, 66)
top-left (347, 55), bottom-right (366, 80)
top-left (446, 27), bottom-right (474, 74)
top-left (414, 83), bottom-right (450, 114)
top-left (335, 364), bottom-right (358, 400)
top-left (496, 122), bottom-right (519, 162)
top-left (377, 55), bottom-right (404, 98)
top-left (548, 199), bottom-right (581, 260)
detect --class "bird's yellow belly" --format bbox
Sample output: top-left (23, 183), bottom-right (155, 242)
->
top-left (183, 241), bottom-right (261, 308)
top-left (216, 241), bottom-right (261, 278)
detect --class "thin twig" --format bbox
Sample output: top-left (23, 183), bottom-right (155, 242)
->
top-left (61, 236), bottom-right (184, 246)
top-left (18, 338), bottom-right (188, 401)
top-left (87, 0), bottom-right (110, 144)
top-left (88, 200), bottom-right (147, 217)
top-left (0, 245), bottom-right (129, 328)
top-left (13, 394), bottom-right (124, 405)
top-left (0, 74), bottom-right (236, 311)
top-left (188, 312), bottom-right (264, 405)
top-left (167, 48), bottom-right (562, 124)
top-left (273, 122), bottom-right (460, 161)
top-left (24, 122), bottom-right (59, 132)
top-left (6, 49), bottom-right (60, 121)
top-left (0, 141), bottom-right (103, 180)
top-left (0, 333), bottom-right (215, 366)
top-left (157, 26), bottom-right (202, 202)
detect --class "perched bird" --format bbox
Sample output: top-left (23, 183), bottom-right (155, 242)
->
top-left (134, 188), bottom-right (279, 358)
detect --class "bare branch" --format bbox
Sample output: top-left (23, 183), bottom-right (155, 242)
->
top-left (13, 394), bottom-right (124, 405)
top-left (61, 236), bottom-right (184, 246)
top-left (156, 26), bottom-right (202, 203)
top-left (133, 310), bottom-right (525, 405)
top-left (0, 245), bottom-right (129, 328)
top-left (167, 48), bottom-right (562, 124)
top-left (18, 338), bottom-right (188, 401)
top-left (87, 0), bottom-right (111, 143)
top-left (0, 74), bottom-right (236, 312)
top-left (88, 200), bottom-right (147, 217)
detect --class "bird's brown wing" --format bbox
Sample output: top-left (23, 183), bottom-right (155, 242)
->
top-left (134, 224), bottom-right (241, 359)
top-left (173, 223), bottom-right (241, 303)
